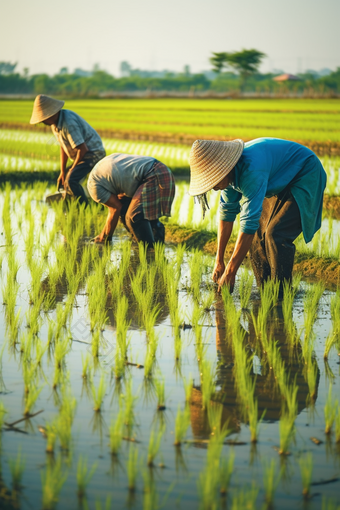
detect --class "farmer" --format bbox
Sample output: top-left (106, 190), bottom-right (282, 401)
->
top-left (87, 153), bottom-right (175, 246)
top-left (189, 138), bottom-right (326, 294)
top-left (30, 95), bottom-right (105, 205)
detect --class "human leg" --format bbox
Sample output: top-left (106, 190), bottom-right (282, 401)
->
top-left (125, 210), bottom-right (155, 246)
top-left (249, 197), bottom-right (274, 286)
top-left (150, 219), bottom-right (165, 243)
top-left (66, 152), bottom-right (103, 205)
top-left (264, 190), bottom-right (302, 285)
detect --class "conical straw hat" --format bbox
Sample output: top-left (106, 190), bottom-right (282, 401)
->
top-left (30, 95), bottom-right (65, 124)
top-left (188, 139), bottom-right (244, 196)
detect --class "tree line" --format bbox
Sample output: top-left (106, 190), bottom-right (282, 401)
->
top-left (0, 50), bottom-right (339, 96)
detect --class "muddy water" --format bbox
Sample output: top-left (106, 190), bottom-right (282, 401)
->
top-left (0, 189), bottom-right (339, 510)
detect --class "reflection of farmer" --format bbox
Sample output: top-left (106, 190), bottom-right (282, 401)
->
top-left (30, 95), bottom-right (105, 205)
top-left (189, 138), bottom-right (326, 295)
top-left (87, 153), bottom-right (175, 246)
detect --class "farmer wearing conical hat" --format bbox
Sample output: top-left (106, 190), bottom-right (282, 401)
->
top-left (30, 95), bottom-right (105, 205)
top-left (87, 153), bottom-right (175, 246)
top-left (189, 138), bottom-right (326, 294)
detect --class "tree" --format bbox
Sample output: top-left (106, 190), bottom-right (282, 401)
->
top-left (210, 53), bottom-right (228, 74)
top-left (210, 49), bottom-right (266, 89)
top-left (0, 62), bottom-right (17, 75)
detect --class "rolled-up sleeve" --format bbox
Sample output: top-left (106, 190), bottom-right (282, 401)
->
top-left (239, 178), bottom-right (267, 234)
top-left (219, 187), bottom-right (242, 222)
top-left (87, 173), bottom-right (112, 204)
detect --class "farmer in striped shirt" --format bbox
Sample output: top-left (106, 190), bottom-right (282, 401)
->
top-left (87, 153), bottom-right (175, 246)
top-left (30, 95), bottom-right (105, 205)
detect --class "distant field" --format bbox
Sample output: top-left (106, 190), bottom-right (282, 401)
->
top-left (1, 99), bottom-right (340, 151)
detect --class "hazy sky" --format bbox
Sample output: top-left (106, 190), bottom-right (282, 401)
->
top-left (1, 0), bottom-right (339, 76)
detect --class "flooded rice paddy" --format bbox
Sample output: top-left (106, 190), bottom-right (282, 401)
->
top-left (0, 183), bottom-right (340, 510)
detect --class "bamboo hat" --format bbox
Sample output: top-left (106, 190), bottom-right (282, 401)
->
top-left (188, 139), bottom-right (244, 196)
top-left (30, 95), bottom-right (65, 124)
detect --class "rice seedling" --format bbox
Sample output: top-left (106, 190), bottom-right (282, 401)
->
top-left (219, 451), bottom-right (235, 496)
top-left (57, 386), bottom-right (77, 451)
top-left (279, 411), bottom-right (296, 456)
top-left (144, 334), bottom-right (159, 379)
top-left (335, 403), bottom-right (340, 443)
top-left (303, 281), bottom-right (325, 345)
top-left (87, 268), bottom-right (108, 332)
top-left (251, 279), bottom-right (280, 339)
top-left (9, 447), bottom-right (25, 491)
top-left (247, 384), bottom-right (263, 444)
top-left (231, 484), bottom-right (259, 510)
top-left (127, 445), bottom-right (139, 492)
top-left (147, 425), bottom-right (165, 467)
top-left (197, 416), bottom-right (227, 510)
top-left (324, 383), bottom-right (338, 434)
top-left (143, 468), bottom-right (158, 510)
top-left (91, 373), bottom-right (107, 412)
top-left (183, 375), bottom-right (193, 403)
top-left (321, 496), bottom-right (340, 510)
top-left (94, 495), bottom-right (112, 510)
top-left (24, 382), bottom-right (43, 416)
top-left (115, 295), bottom-right (131, 360)
top-left (299, 452), bottom-right (313, 499)
top-left (278, 379), bottom-right (298, 455)
top-left (45, 419), bottom-right (58, 454)
top-left (324, 331), bottom-right (337, 360)
top-left (92, 330), bottom-right (101, 358)
top-left (263, 458), bottom-right (281, 507)
top-left (41, 456), bottom-right (68, 510)
top-left (0, 400), bottom-right (7, 444)
top-left (305, 354), bottom-right (319, 403)
top-left (239, 268), bottom-right (253, 309)
top-left (200, 359), bottom-right (215, 410)
top-left (154, 375), bottom-right (166, 410)
top-left (54, 335), bottom-right (70, 370)
top-left (122, 378), bottom-right (138, 433)
top-left (109, 408), bottom-right (124, 456)
top-left (76, 456), bottom-right (97, 500)
top-left (188, 249), bottom-right (204, 302)
top-left (112, 349), bottom-right (126, 380)
top-left (174, 404), bottom-right (190, 446)
top-left (81, 353), bottom-right (92, 379)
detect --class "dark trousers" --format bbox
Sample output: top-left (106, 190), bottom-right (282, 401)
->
top-left (119, 197), bottom-right (165, 246)
top-left (65, 151), bottom-right (105, 205)
top-left (249, 188), bottom-right (302, 288)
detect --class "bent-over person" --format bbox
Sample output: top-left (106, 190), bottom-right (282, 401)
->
top-left (188, 137), bottom-right (326, 295)
top-left (87, 153), bottom-right (175, 246)
top-left (30, 95), bottom-right (106, 205)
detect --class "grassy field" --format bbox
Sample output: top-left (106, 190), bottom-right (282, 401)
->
top-left (1, 99), bottom-right (340, 150)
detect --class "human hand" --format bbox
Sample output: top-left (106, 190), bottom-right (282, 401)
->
top-left (90, 234), bottom-right (112, 245)
top-left (212, 260), bottom-right (225, 283)
top-left (57, 172), bottom-right (65, 190)
top-left (218, 268), bottom-right (236, 293)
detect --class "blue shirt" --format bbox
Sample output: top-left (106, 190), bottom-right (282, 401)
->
top-left (51, 109), bottom-right (105, 160)
top-left (219, 138), bottom-right (326, 243)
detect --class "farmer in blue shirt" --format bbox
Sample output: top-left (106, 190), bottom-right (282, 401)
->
top-left (189, 138), bottom-right (326, 294)
top-left (30, 95), bottom-right (105, 205)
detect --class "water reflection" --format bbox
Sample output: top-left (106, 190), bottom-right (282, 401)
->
top-left (189, 297), bottom-right (320, 439)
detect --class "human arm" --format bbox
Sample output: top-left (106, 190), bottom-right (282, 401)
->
top-left (212, 220), bottom-right (234, 282)
top-left (92, 194), bottom-right (122, 244)
top-left (218, 232), bottom-right (254, 292)
top-left (213, 187), bottom-right (242, 282)
top-left (64, 142), bottom-right (88, 183)
top-left (57, 145), bottom-right (69, 189)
